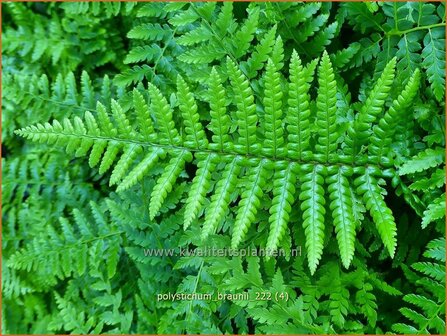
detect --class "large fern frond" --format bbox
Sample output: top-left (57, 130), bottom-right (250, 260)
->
top-left (16, 47), bottom-right (418, 273)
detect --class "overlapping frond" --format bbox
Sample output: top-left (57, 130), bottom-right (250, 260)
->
top-left (393, 237), bottom-right (446, 334)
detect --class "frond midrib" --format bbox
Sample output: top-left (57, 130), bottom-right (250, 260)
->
top-left (23, 128), bottom-right (396, 172)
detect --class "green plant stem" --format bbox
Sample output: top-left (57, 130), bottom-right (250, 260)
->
top-left (386, 23), bottom-right (446, 36)
top-left (19, 129), bottom-right (396, 171)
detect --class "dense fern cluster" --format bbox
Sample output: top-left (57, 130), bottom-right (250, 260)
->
top-left (3, 2), bottom-right (446, 335)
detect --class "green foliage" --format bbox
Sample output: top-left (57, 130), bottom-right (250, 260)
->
top-left (4, 2), bottom-right (446, 335)
top-left (393, 238), bottom-right (446, 334)
top-left (16, 48), bottom-right (419, 274)
top-left (341, 2), bottom-right (446, 102)
top-left (3, 2), bottom-right (128, 76)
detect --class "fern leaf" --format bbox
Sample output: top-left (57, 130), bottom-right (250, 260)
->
top-left (178, 43), bottom-right (226, 64)
top-left (114, 65), bottom-right (153, 87)
top-left (396, 33), bottom-right (421, 83)
top-left (232, 160), bottom-right (267, 249)
top-left (124, 45), bottom-right (161, 64)
top-left (315, 50), bottom-right (338, 161)
top-left (369, 69), bottom-right (421, 162)
top-left (168, 8), bottom-right (198, 26)
top-left (110, 145), bottom-right (142, 186)
top-left (96, 101), bottom-right (117, 137)
top-left (150, 150), bottom-right (192, 219)
top-left (399, 148), bottom-right (445, 175)
top-left (263, 58), bottom-right (284, 158)
top-left (331, 42), bottom-right (361, 69)
top-left (148, 83), bottom-right (181, 145)
top-left (422, 27), bottom-right (445, 102)
top-left (267, 163), bottom-right (297, 253)
top-left (116, 149), bottom-right (163, 192)
top-left (89, 140), bottom-right (108, 168)
top-left (133, 89), bottom-right (155, 141)
top-left (177, 26), bottom-right (212, 46)
top-left (208, 67), bottom-right (232, 152)
top-left (393, 237), bottom-right (446, 334)
top-left (111, 100), bottom-right (135, 138)
top-left (327, 166), bottom-right (356, 269)
top-left (184, 153), bottom-right (217, 229)
top-left (233, 8), bottom-right (259, 58)
top-left (287, 50), bottom-right (313, 160)
top-left (227, 58), bottom-right (258, 154)
top-left (422, 193), bottom-right (446, 229)
top-left (81, 71), bottom-right (95, 109)
top-left (299, 164), bottom-right (326, 274)
top-left (355, 169), bottom-right (397, 257)
top-left (202, 157), bottom-right (241, 240)
top-left (177, 75), bottom-right (207, 149)
top-left (342, 2), bottom-right (385, 33)
top-left (424, 237), bottom-right (446, 262)
top-left (271, 36), bottom-right (284, 71)
top-left (302, 21), bottom-right (338, 56)
top-left (346, 57), bottom-right (396, 157)
top-left (127, 23), bottom-right (171, 41)
top-left (214, 2), bottom-right (235, 37)
top-left (137, 3), bottom-right (167, 18)
top-left (244, 26), bottom-right (277, 78)
top-left (410, 168), bottom-right (445, 191)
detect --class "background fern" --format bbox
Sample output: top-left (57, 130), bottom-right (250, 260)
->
top-left (3, 2), bottom-right (446, 335)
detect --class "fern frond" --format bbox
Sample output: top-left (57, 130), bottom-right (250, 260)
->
top-left (8, 201), bottom-right (121, 281)
top-left (327, 166), bottom-right (356, 268)
top-left (15, 46), bottom-right (419, 274)
top-left (315, 50), bottom-right (338, 162)
top-left (184, 153), bottom-right (217, 229)
top-left (208, 67), bottom-right (232, 152)
top-left (127, 23), bottom-right (171, 41)
top-left (301, 21), bottom-right (338, 56)
top-left (271, 36), bottom-right (284, 71)
top-left (244, 26), bottom-right (277, 78)
top-left (263, 58), bottom-right (284, 158)
top-left (287, 50), bottom-right (313, 160)
top-left (177, 75), bottom-right (208, 149)
top-left (148, 83), bottom-right (181, 146)
top-left (355, 168), bottom-right (397, 257)
top-left (345, 57), bottom-right (396, 158)
top-left (267, 163), bottom-right (298, 252)
top-left (109, 145), bottom-right (142, 186)
top-left (233, 8), bottom-right (259, 58)
top-left (331, 42), bottom-right (361, 69)
top-left (227, 58), bottom-right (258, 154)
top-left (409, 168), bottom-right (445, 191)
top-left (369, 69), bottom-right (421, 162)
top-left (133, 89), bottom-right (155, 141)
top-left (150, 150), bottom-right (192, 219)
top-left (393, 237), bottom-right (446, 334)
top-left (179, 43), bottom-right (226, 65)
top-left (177, 26), bottom-right (212, 46)
top-left (422, 27), bottom-right (445, 102)
top-left (232, 160), bottom-right (268, 249)
top-left (202, 157), bottom-right (241, 240)
top-left (399, 147), bottom-right (445, 175)
top-left (300, 164), bottom-right (326, 274)
top-left (422, 193), bottom-right (446, 229)
top-left (116, 149), bottom-right (163, 192)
